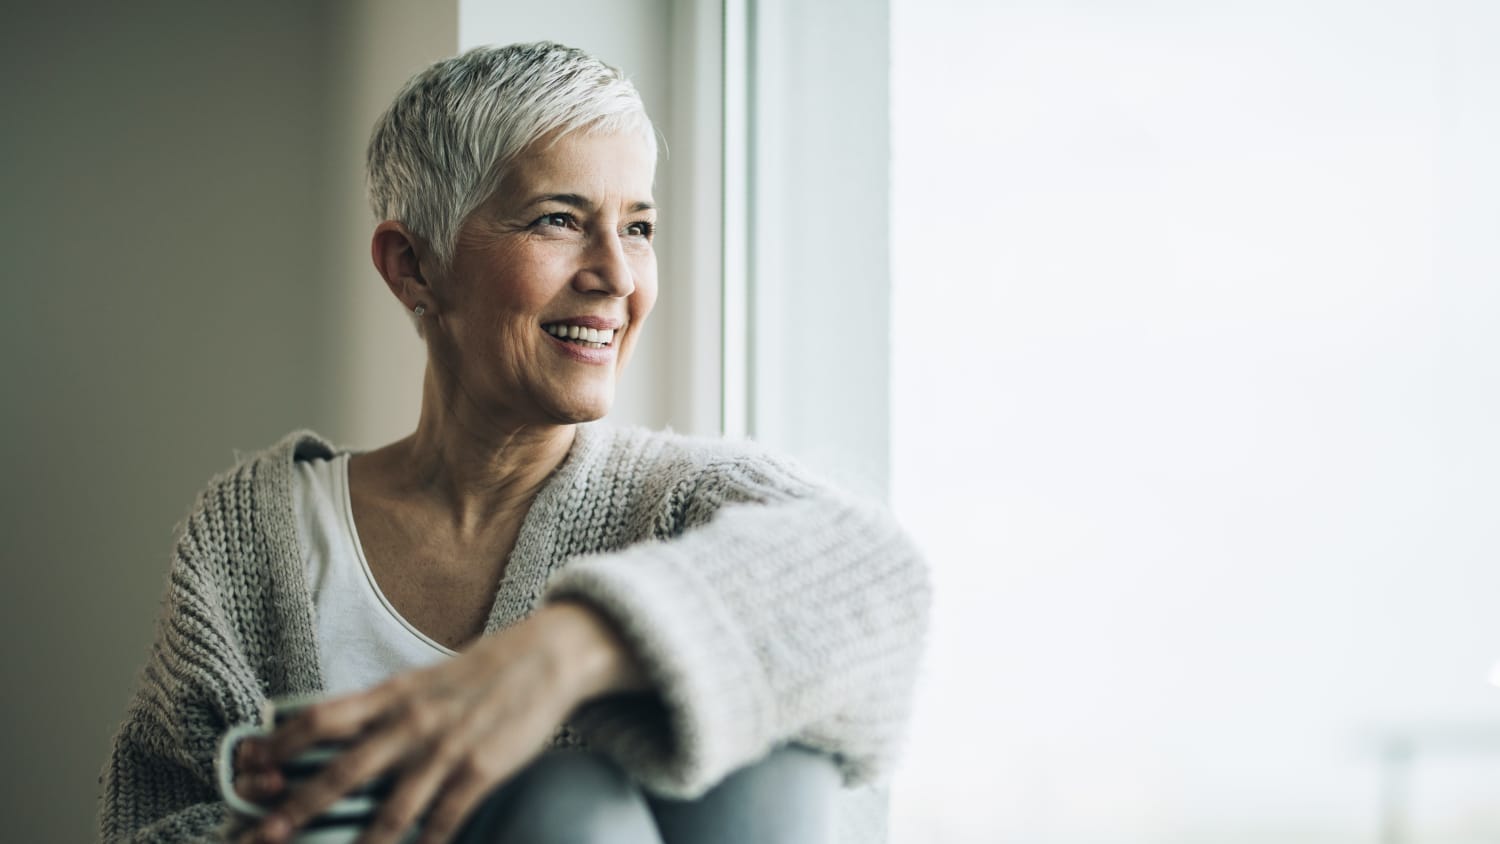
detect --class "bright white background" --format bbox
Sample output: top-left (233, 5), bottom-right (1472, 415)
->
top-left (887, 1), bottom-right (1500, 842)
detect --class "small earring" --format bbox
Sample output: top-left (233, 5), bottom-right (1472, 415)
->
top-left (413, 304), bottom-right (426, 317)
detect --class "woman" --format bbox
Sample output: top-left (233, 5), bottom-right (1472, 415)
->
top-left (100, 42), bottom-right (930, 844)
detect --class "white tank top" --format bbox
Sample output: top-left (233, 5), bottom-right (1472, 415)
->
top-left (291, 454), bottom-right (456, 696)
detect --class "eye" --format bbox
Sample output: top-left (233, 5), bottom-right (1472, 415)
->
top-left (532, 212), bottom-right (577, 230)
top-left (625, 220), bottom-right (656, 240)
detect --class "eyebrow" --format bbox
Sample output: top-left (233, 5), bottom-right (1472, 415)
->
top-left (525, 193), bottom-right (656, 213)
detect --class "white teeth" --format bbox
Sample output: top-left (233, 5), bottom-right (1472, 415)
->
top-left (543, 323), bottom-right (621, 347)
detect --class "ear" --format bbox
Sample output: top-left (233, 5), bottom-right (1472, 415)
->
top-left (370, 221), bottom-right (435, 313)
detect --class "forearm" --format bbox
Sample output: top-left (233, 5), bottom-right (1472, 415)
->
top-left (543, 495), bottom-right (932, 796)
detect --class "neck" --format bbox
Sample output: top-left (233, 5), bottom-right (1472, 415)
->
top-left (379, 365), bottom-right (578, 538)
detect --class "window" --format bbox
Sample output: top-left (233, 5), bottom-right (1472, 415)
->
top-left (886, 2), bottom-right (1500, 840)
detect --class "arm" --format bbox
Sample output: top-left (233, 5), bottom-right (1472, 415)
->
top-left (544, 457), bottom-right (933, 798)
top-left (99, 499), bottom-right (265, 843)
top-left (101, 724), bottom-right (229, 843)
top-left (239, 440), bottom-right (927, 843)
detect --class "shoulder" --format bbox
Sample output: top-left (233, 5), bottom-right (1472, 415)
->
top-left (581, 424), bottom-right (824, 498)
top-left (184, 429), bottom-right (337, 510)
top-left (172, 429), bottom-right (340, 566)
top-left (575, 425), bottom-right (849, 537)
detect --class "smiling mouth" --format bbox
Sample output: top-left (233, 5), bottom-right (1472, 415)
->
top-left (541, 322), bottom-right (620, 350)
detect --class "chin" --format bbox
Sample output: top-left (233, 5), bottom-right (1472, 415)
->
top-left (554, 406), bottom-right (609, 424)
top-left (540, 390), bottom-right (614, 425)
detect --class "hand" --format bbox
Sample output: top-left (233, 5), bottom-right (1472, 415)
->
top-left (241, 600), bottom-right (646, 844)
top-left (231, 735), bottom-right (285, 806)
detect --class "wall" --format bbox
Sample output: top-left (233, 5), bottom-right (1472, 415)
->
top-left (0, 3), bottom-right (343, 839)
top-left (0, 2), bottom-right (460, 837)
top-left (326, 0), bottom-right (458, 448)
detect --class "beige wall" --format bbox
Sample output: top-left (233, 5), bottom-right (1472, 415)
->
top-left (0, 2), bottom-right (701, 837)
top-left (329, 2), bottom-right (459, 448)
top-left (0, 3), bottom-right (454, 838)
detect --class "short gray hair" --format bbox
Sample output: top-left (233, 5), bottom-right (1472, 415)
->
top-left (367, 42), bottom-right (656, 269)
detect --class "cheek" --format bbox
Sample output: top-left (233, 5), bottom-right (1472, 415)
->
top-left (617, 300), bottom-right (655, 373)
top-left (507, 260), bottom-right (567, 311)
top-left (466, 261), bottom-right (559, 330)
top-left (450, 283), bottom-right (547, 372)
top-left (629, 257), bottom-right (659, 322)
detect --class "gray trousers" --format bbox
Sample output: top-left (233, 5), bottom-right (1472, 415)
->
top-left (453, 746), bottom-right (840, 844)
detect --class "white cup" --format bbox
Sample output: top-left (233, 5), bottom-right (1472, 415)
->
top-left (214, 696), bottom-right (406, 844)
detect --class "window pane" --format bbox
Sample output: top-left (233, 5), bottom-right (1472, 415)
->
top-left (889, 2), bottom-right (1500, 841)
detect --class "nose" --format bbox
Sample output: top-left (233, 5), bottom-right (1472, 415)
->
top-left (574, 229), bottom-right (636, 298)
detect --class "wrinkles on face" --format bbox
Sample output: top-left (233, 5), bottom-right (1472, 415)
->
top-left (421, 130), bottom-right (659, 428)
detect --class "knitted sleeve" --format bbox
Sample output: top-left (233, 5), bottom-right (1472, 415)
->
top-left (543, 443), bottom-right (932, 799)
top-left (99, 474), bottom-right (267, 843)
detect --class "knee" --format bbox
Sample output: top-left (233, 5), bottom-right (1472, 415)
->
top-left (651, 745), bottom-right (842, 844)
top-left (458, 751), bottom-right (658, 844)
top-left (744, 745), bottom-right (842, 792)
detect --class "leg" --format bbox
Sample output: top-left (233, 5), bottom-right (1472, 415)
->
top-left (647, 745), bottom-right (841, 844)
top-left (452, 750), bottom-right (663, 844)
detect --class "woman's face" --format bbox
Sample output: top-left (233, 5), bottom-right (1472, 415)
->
top-left (425, 128), bottom-right (658, 426)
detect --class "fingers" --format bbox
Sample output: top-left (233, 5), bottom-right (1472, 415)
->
top-left (412, 764), bottom-right (511, 844)
top-left (358, 726), bottom-right (545, 844)
top-left (234, 767), bottom-right (285, 803)
top-left (260, 723), bottom-right (413, 841)
top-left (252, 684), bottom-right (409, 843)
top-left (235, 736), bottom-right (270, 771)
top-left (233, 737), bottom-right (283, 802)
top-left (411, 728), bottom-right (551, 844)
top-left (351, 747), bottom-right (456, 844)
top-left (250, 631), bottom-right (574, 843)
top-left (267, 684), bottom-right (399, 762)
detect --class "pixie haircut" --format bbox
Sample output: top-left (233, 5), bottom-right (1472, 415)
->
top-left (367, 42), bottom-right (656, 269)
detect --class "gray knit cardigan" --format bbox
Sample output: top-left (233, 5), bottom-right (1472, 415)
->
top-left (99, 425), bottom-right (931, 842)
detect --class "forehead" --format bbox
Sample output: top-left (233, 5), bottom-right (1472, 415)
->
top-left (500, 129), bottom-right (657, 204)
